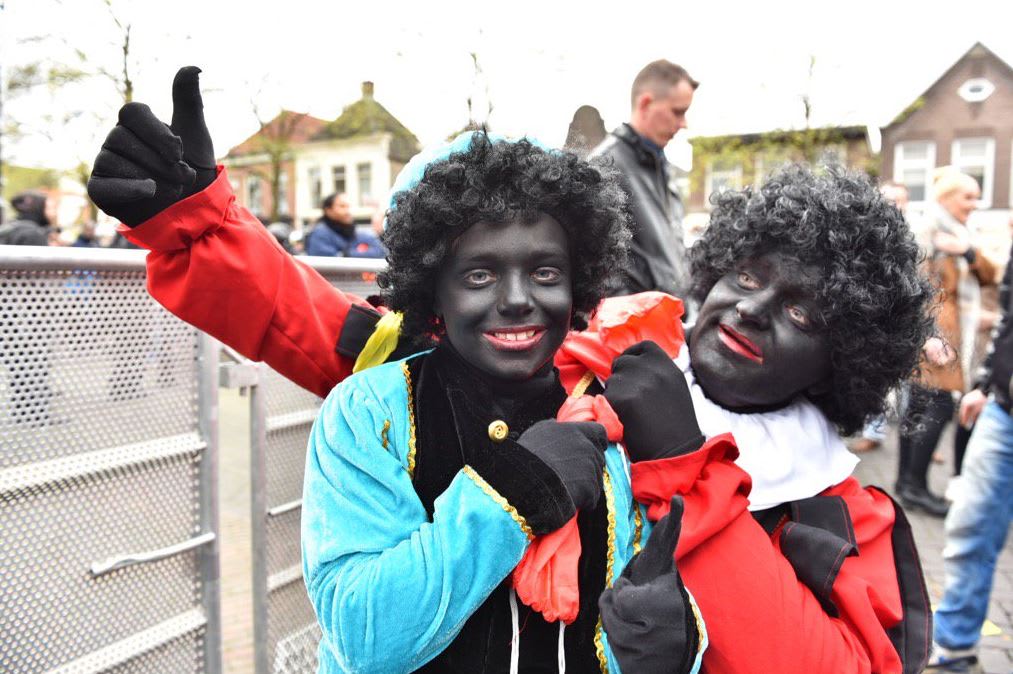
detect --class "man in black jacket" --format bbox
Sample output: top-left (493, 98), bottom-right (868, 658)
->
top-left (589, 60), bottom-right (697, 299)
top-left (0, 191), bottom-right (52, 246)
top-left (929, 236), bottom-right (1013, 673)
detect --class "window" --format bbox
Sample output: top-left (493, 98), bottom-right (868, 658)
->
top-left (308, 166), bottom-right (322, 208)
top-left (893, 141), bottom-right (936, 203)
top-left (332, 166), bottom-right (346, 195)
top-left (951, 137), bottom-right (994, 208)
top-left (277, 170), bottom-right (289, 216)
top-left (705, 160), bottom-right (742, 207)
top-left (957, 78), bottom-right (995, 103)
top-left (246, 175), bottom-right (263, 216)
top-left (357, 162), bottom-right (373, 206)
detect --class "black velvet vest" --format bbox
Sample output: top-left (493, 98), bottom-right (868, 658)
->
top-left (408, 347), bottom-right (611, 673)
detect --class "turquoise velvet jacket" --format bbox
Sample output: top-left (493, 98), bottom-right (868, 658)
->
top-left (301, 354), bottom-right (646, 673)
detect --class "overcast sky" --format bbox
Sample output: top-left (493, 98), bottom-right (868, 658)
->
top-left (4, 0), bottom-right (1012, 171)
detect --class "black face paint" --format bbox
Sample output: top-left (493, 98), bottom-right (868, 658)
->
top-left (689, 251), bottom-right (832, 411)
top-left (434, 214), bottom-right (572, 383)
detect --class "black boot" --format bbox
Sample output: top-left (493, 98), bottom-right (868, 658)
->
top-left (897, 484), bottom-right (950, 518)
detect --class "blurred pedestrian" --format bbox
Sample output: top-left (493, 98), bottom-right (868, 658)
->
top-left (852, 182), bottom-right (912, 454)
top-left (72, 221), bottom-right (100, 248)
top-left (927, 234), bottom-right (1012, 673)
top-left (266, 221), bottom-right (295, 254)
top-left (0, 191), bottom-right (52, 246)
top-left (370, 205), bottom-right (385, 238)
top-left (288, 227), bottom-right (305, 255)
top-left (304, 192), bottom-right (384, 258)
top-left (589, 60), bottom-right (696, 300)
top-left (896, 168), bottom-right (997, 517)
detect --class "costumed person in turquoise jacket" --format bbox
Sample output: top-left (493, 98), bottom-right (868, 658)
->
top-left (84, 68), bottom-right (709, 673)
top-left (298, 133), bottom-right (705, 673)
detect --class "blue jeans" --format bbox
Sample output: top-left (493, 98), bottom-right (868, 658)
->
top-left (933, 401), bottom-right (1013, 650)
top-left (862, 414), bottom-right (886, 442)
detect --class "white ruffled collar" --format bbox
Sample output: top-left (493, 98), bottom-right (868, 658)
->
top-left (674, 347), bottom-right (858, 511)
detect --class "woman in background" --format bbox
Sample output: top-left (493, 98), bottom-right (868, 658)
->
top-left (896, 167), bottom-right (997, 516)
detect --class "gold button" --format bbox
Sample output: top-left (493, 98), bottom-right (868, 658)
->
top-left (488, 420), bottom-right (509, 442)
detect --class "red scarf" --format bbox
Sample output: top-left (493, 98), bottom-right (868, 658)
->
top-left (511, 292), bottom-right (685, 623)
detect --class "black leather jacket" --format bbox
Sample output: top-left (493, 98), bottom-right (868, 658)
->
top-left (589, 123), bottom-right (689, 298)
top-left (973, 242), bottom-right (1013, 412)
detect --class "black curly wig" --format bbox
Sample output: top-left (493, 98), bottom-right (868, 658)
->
top-left (378, 133), bottom-right (631, 342)
top-left (689, 163), bottom-right (934, 435)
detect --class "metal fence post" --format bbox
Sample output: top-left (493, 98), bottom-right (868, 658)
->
top-left (198, 333), bottom-right (223, 674)
top-left (249, 363), bottom-right (271, 674)
top-left (239, 258), bottom-right (383, 674)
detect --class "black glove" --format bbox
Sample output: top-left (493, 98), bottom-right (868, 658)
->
top-left (604, 340), bottom-right (704, 462)
top-left (599, 496), bottom-right (700, 674)
top-left (516, 420), bottom-right (606, 512)
top-left (88, 66), bottom-right (216, 226)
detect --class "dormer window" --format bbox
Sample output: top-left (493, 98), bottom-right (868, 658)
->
top-left (958, 78), bottom-right (995, 103)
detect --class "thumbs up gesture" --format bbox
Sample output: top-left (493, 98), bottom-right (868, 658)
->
top-left (88, 66), bottom-right (217, 226)
top-left (599, 496), bottom-right (702, 674)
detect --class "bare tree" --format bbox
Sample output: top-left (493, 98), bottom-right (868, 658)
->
top-left (3, 0), bottom-right (159, 214)
top-left (801, 54), bottom-right (816, 130)
top-left (466, 49), bottom-right (494, 129)
top-left (97, 0), bottom-right (134, 103)
top-left (250, 96), bottom-right (309, 222)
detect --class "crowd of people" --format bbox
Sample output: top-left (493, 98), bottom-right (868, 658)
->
top-left (1, 57), bottom-right (1008, 673)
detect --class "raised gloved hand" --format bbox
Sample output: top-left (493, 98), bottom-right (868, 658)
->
top-left (516, 420), bottom-right (606, 512)
top-left (88, 66), bottom-right (216, 226)
top-left (604, 340), bottom-right (703, 462)
top-left (599, 496), bottom-right (700, 674)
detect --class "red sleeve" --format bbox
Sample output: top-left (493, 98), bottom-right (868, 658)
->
top-left (632, 442), bottom-right (911, 673)
top-left (121, 167), bottom-right (369, 398)
top-left (823, 480), bottom-right (929, 673)
top-left (630, 434), bottom-right (753, 556)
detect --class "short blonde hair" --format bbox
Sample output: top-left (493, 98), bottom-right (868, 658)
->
top-left (931, 166), bottom-right (979, 201)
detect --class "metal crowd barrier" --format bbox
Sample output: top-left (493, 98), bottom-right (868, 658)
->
top-left (0, 246), bottom-right (221, 674)
top-left (1, 247), bottom-right (383, 674)
top-left (219, 256), bottom-right (385, 674)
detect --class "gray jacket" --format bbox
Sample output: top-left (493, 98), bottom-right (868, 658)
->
top-left (589, 123), bottom-right (688, 297)
top-left (0, 219), bottom-right (50, 246)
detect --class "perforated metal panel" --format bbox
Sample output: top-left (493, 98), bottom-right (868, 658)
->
top-left (0, 248), bottom-right (220, 674)
top-left (249, 260), bottom-right (383, 674)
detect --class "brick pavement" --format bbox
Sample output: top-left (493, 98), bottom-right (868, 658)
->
top-left (853, 427), bottom-right (1013, 674)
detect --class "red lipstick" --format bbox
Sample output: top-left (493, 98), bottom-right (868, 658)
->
top-left (717, 324), bottom-right (764, 364)
top-left (483, 325), bottom-right (546, 352)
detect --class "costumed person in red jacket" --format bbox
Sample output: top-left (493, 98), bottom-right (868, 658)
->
top-left (588, 166), bottom-right (935, 673)
top-left (88, 67), bottom-right (936, 673)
